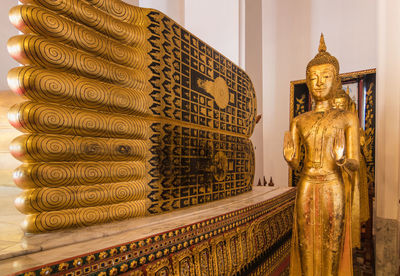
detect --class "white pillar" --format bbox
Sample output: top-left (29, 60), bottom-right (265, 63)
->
top-left (262, 0), bottom-right (312, 187)
top-left (375, 0), bottom-right (400, 274)
top-left (245, 0), bottom-right (263, 185)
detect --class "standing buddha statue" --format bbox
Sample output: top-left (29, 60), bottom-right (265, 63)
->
top-left (284, 34), bottom-right (360, 275)
top-left (332, 88), bottom-right (370, 249)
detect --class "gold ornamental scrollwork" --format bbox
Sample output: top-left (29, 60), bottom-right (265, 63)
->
top-left (171, 249), bottom-right (195, 276)
top-left (193, 241), bottom-right (214, 276)
top-left (146, 257), bottom-right (172, 276)
top-left (210, 236), bottom-right (229, 275)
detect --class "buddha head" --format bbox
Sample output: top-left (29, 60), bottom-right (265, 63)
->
top-left (306, 34), bottom-right (340, 102)
top-left (333, 87), bottom-right (352, 111)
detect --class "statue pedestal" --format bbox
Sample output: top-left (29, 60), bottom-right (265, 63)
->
top-left (0, 186), bottom-right (295, 275)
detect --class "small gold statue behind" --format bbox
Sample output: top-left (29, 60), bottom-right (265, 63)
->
top-left (333, 87), bottom-right (370, 250)
top-left (284, 34), bottom-right (360, 275)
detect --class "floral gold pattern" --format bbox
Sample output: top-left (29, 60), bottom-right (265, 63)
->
top-left (73, 258), bottom-right (83, 267)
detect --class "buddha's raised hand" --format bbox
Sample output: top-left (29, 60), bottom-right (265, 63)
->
top-left (283, 131), bottom-right (295, 162)
top-left (332, 128), bottom-right (345, 163)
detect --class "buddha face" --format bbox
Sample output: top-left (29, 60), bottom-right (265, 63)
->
top-left (307, 64), bottom-right (338, 101)
top-left (333, 97), bottom-right (348, 110)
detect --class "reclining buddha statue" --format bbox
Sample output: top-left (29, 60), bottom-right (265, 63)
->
top-left (7, 0), bottom-right (256, 233)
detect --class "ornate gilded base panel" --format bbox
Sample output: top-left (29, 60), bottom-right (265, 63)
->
top-left (247, 236), bottom-right (291, 276)
top-left (10, 188), bottom-right (295, 276)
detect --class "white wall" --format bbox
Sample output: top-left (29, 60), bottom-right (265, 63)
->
top-left (310, 0), bottom-right (377, 73)
top-left (139, 0), bottom-right (185, 26)
top-left (262, 0), bottom-right (312, 186)
top-left (139, 0), bottom-right (240, 66)
top-left (262, 0), bottom-right (377, 186)
top-left (185, 0), bottom-right (240, 65)
top-left (0, 0), bottom-right (19, 91)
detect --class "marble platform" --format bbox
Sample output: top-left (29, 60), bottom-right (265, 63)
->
top-left (0, 186), bottom-right (294, 275)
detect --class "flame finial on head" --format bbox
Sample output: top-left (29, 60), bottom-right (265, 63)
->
top-left (306, 33), bottom-right (339, 74)
top-left (318, 33), bottom-right (327, 53)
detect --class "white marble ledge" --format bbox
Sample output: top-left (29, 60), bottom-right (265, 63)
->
top-left (0, 186), bottom-right (293, 275)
